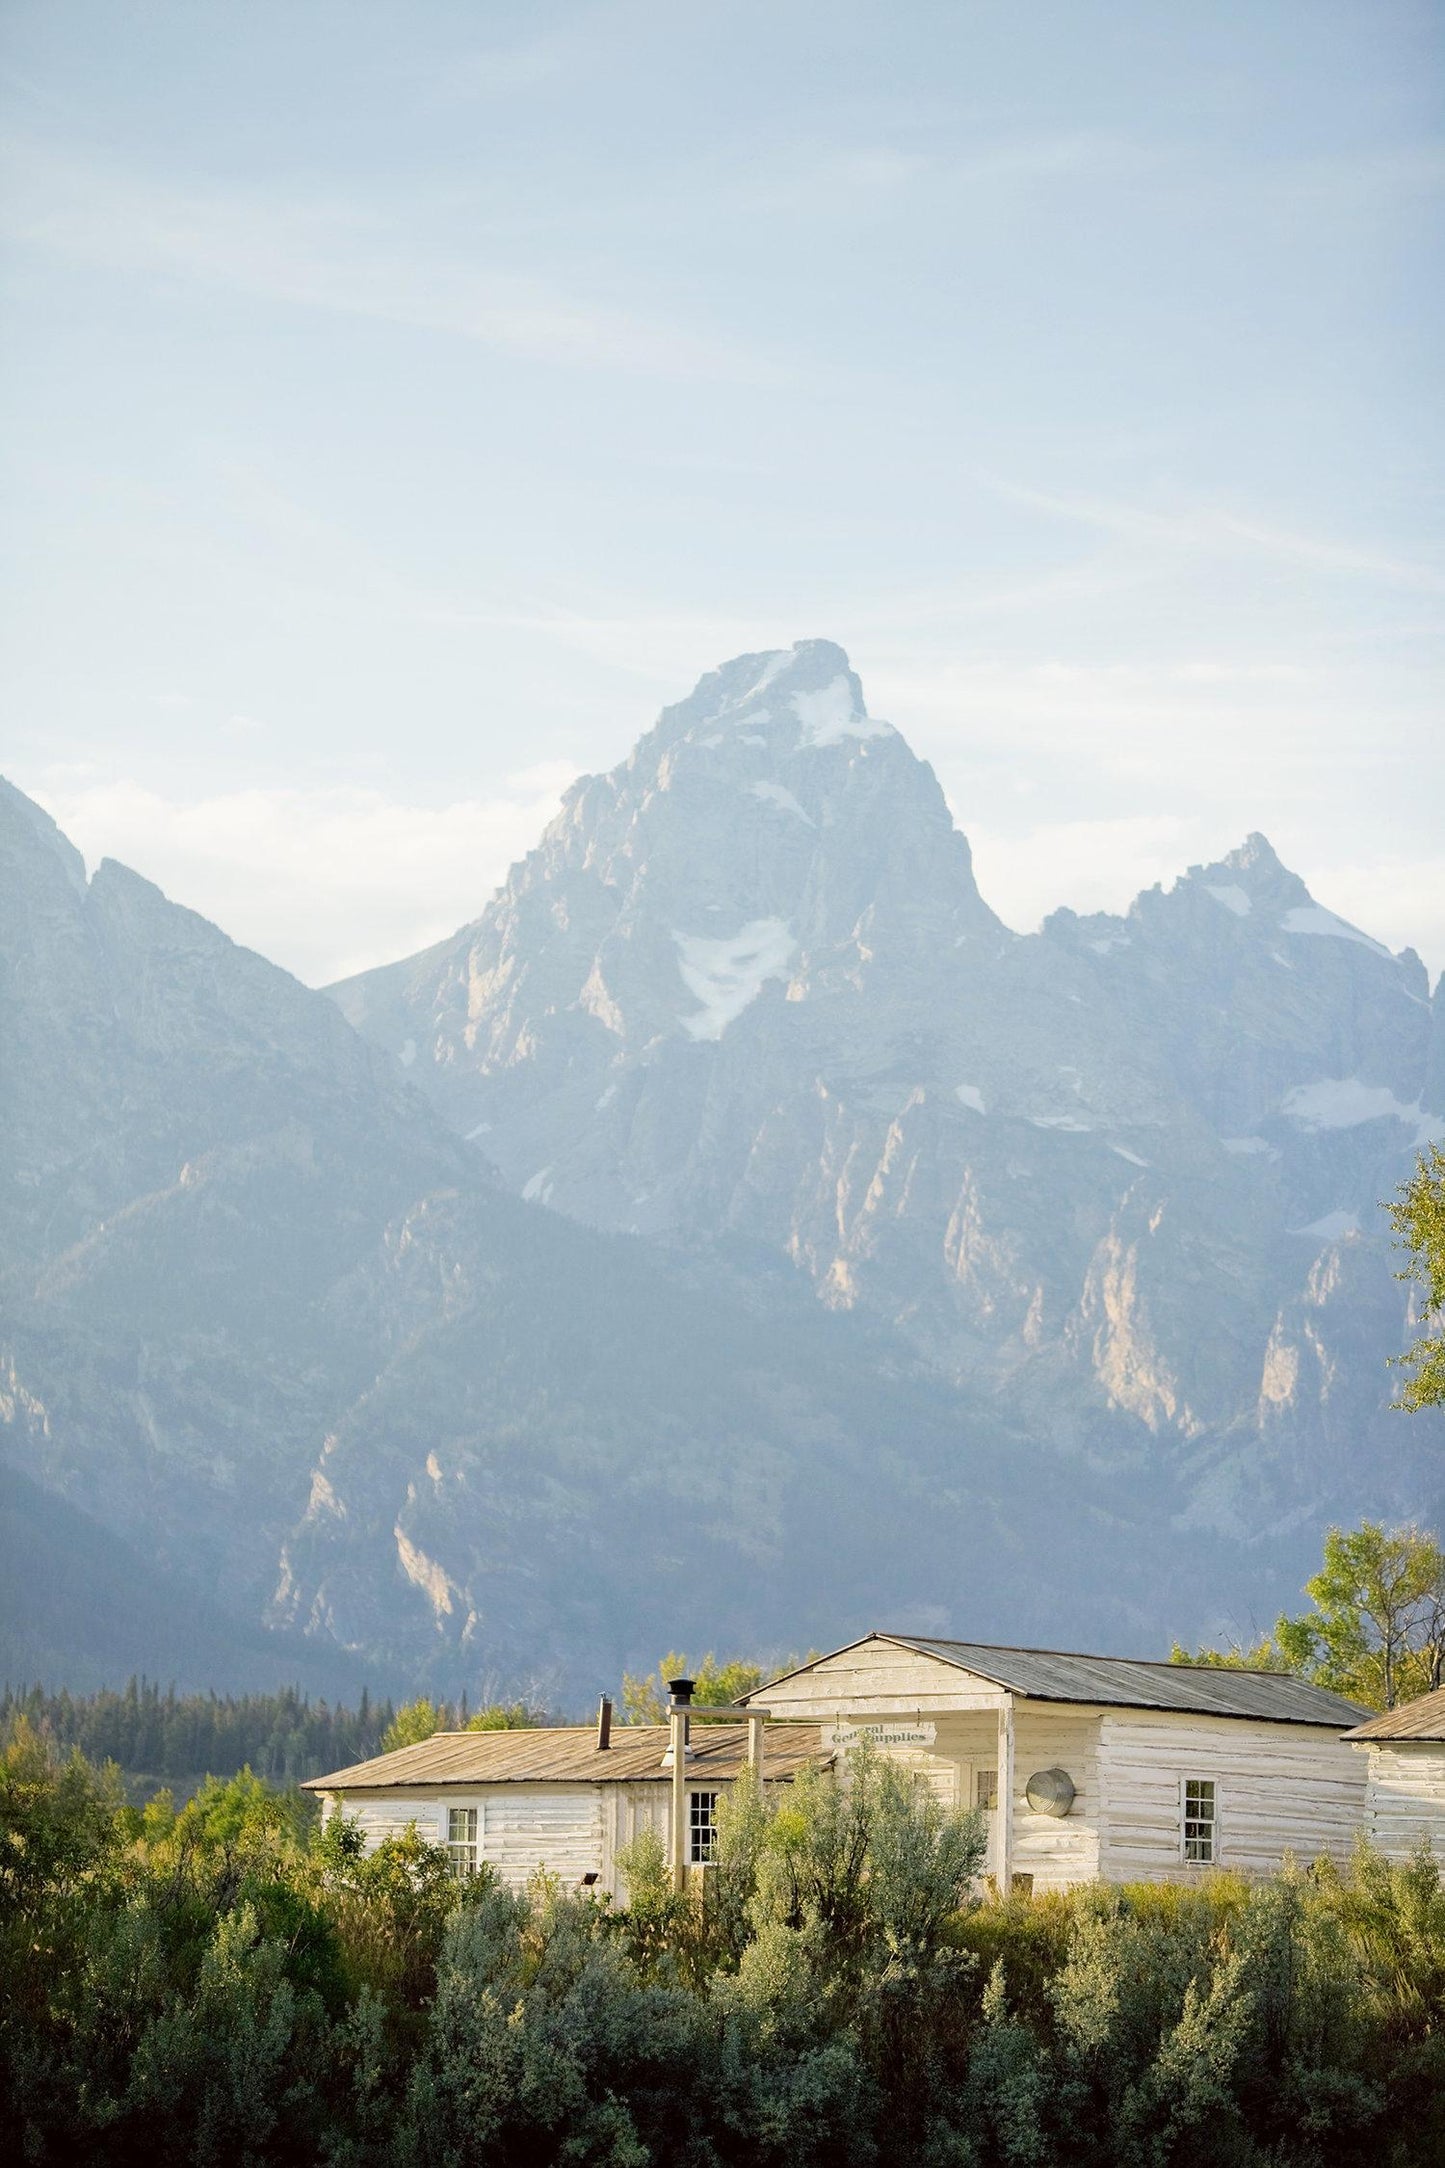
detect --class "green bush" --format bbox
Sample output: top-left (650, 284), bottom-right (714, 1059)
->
top-left (1, 1724), bottom-right (1442, 2166)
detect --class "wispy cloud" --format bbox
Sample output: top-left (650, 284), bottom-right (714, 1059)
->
top-left (0, 137), bottom-right (788, 384)
top-left (23, 772), bottom-right (581, 984)
top-left (694, 127), bottom-right (1154, 223)
top-left (986, 477), bottom-right (1445, 596)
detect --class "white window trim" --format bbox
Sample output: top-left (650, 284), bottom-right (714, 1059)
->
top-left (445, 1800), bottom-right (482, 1877)
top-left (687, 1789), bottom-right (720, 1866)
top-left (1180, 1774), bottom-right (1218, 1866)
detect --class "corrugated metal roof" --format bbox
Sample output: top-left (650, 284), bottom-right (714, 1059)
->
top-left (304, 1721), bottom-right (828, 1792)
top-left (1344, 1686), bottom-right (1445, 1742)
top-left (756, 1633), bottom-right (1367, 1728)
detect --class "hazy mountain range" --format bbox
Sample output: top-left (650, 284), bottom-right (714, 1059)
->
top-left (3, 642), bottom-right (1440, 1702)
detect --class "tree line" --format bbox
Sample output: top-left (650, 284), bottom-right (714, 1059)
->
top-left (0, 1679), bottom-right (399, 1791)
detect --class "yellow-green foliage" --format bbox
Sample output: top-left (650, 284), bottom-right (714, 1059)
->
top-left (380, 1698), bottom-right (447, 1752)
top-left (464, 1702), bottom-right (533, 1731)
top-left (1171, 1516), bottom-right (1445, 1710)
top-left (619, 1649), bottom-right (768, 1723)
top-left (1391, 1143), bottom-right (1445, 1411)
top-left (379, 1698), bottom-right (536, 1752)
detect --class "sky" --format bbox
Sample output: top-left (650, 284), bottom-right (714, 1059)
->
top-left (1, 0), bottom-right (1441, 985)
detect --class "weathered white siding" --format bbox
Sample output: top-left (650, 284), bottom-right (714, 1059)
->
top-left (1097, 1712), bottom-right (1365, 1882)
top-left (764, 1644), bottom-right (1107, 1886)
top-left (329, 1794), bottom-right (444, 1846)
top-left (321, 1779), bottom-right (755, 1898)
top-left (1360, 1743), bottom-right (1445, 1860)
top-left (321, 1785), bottom-right (604, 1888)
top-left (766, 1645), bottom-right (1002, 1814)
top-left (603, 1782), bottom-right (670, 1899)
top-left (480, 1787), bottom-right (604, 1887)
top-left (765, 1639), bottom-right (1008, 1721)
top-left (1012, 1710), bottom-right (1101, 1890)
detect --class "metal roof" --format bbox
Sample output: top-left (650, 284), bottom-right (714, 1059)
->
top-left (304, 1721), bottom-right (828, 1793)
top-left (1344, 1686), bottom-right (1445, 1743)
top-left (754, 1633), bottom-right (1367, 1728)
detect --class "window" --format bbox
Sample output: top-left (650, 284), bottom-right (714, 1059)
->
top-left (1182, 1779), bottom-right (1216, 1864)
top-left (447, 1805), bottom-right (479, 1877)
top-left (688, 1790), bottom-right (719, 1865)
top-left (974, 1768), bottom-right (998, 1812)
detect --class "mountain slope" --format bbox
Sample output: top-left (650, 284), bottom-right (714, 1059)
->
top-left (2, 773), bottom-right (1205, 1699)
top-left (332, 643), bottom-right (1444, 1543)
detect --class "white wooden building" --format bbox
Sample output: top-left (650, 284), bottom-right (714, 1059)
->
top-left (1344, 1686), bottom-right (1445, 1860)
top-left (304, 1707), bottom-right (827, 1897)
top-left (744, 1633), bottom-right (1368, 1889)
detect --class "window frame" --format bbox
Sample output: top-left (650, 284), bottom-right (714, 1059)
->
top-left (1180, 1776), bottom-right (1217, 1866)
top-left (974, 1767), bottom-right (999, 1813)
top-left (687, 1788), bottom-right (720, 1865)
top-left (446, 1803), bottom-right (480, 1878)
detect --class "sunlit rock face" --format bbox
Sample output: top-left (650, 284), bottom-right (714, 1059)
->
top-left (335, 644), bottom-right (1443, 1538)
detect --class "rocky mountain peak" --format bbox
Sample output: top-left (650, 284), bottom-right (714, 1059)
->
top-left (331, 643), bottom-right (1005, 1133)
top-left (1174, 832), bottom-right (1313, 923)
top-left (1, 774), bottom-right (88, 896)
top-left (1225, 831), bottom-right (1284, 875)
top-left (649, 637), bottom-right (885, 758)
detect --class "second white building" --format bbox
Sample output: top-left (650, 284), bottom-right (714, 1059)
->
top-left (746, 1632), bottom-right (1368, 1890)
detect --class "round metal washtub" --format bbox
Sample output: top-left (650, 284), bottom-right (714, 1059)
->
top-left (1023, 1766), bottom-right (1076, 1817)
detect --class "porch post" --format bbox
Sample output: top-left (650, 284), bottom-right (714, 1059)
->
top-left (670, 1705), bottom-right (688, 1894)
top-left (996, 1697), bottom-right (1015, 1894)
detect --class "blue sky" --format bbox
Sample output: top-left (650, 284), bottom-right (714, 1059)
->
top-left (2, 0), bottom-right (1441, 982)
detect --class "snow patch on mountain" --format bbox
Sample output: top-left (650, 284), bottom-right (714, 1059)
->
top-left (1281, 904), bottom-right (1391, 957)
top-left (749, 780), bottom-right (814, 826)
top-left (791, 676), bottom-right (892, 749)
top-left (1280, 1077), bottom-right (1444, 1142)
top-left (674, 918), bottom-right (796, 1041)
top-left (1295, 1209), bottom-right (1360, 1240)
top-left (743, 651), bottom-right (791, 702)
top-left (1205, 884), bottom-right (1251, 917)
top-left (955, 1084), bottom-right (986, 1114)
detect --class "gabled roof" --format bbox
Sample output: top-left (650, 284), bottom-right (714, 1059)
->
top-left (1344, 1686), bottom-right (1445, 1742)
top-left (752, 1633), bottom-right (1367, 1728)
top-left (304, 1721), bottom-right (828, 1792)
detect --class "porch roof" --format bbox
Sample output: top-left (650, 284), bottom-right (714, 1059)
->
top-left (304, 1720), bottom-right (828, 1792)
top-left (1344, 1686), bottom-right (1445, 1742)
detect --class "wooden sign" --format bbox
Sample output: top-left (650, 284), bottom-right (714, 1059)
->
top-left (826, 1720), bottom-right (937, 1751)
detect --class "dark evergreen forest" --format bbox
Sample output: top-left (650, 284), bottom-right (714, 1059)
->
top-left (0, 1680), bottom-right (395, 1795)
